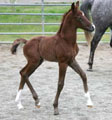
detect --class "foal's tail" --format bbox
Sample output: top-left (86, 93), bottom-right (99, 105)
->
top-left (80, 0), bottom-right (94, 46)
top-left (11, 38), bottom-right (27, 54)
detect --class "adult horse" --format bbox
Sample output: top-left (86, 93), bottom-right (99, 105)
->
top-left (11, 2), bottom-right (94, 115)
top-left (80, 0), bottom-right (112, 70)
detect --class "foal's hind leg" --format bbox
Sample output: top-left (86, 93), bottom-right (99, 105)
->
top-left (15, 64), bottom-right (29, 109)
top-left (69, 59), bottom-right (93, 107)
top-left (53, 63), bottom-right (67, 115)
top-left (15, 58), bottom-right (43, 109)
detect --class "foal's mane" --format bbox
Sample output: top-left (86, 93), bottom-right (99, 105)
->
top-left (57, 9), bottom-right (71, 34)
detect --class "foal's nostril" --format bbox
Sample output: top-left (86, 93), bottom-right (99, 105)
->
top-left (85, 24), bottom-right (95, 32)
top-left (91, 24), bottom-right (95, 31)
top-left (92, 23), bottom-right (95, 29)
top-left (90, 25), bottom-right (95, 32)
top-left (92, 25), bottom-right (95, 30)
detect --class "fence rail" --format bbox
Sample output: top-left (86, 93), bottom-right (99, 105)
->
top-left (0, 23), bottom-right (60, 25)
top-left (0, 3), bottom-right (71, 6)
top-left (0, 32), bottom-right (95, 35)
top-left (0, 0), bottom-right (110, 43)
top-left (0, 1), bottom-right (72, 36)
top-left (0, 13), bottom-right (63, 15)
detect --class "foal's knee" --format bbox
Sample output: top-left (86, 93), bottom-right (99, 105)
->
top-left (20, 70), bottom-right (28, 79)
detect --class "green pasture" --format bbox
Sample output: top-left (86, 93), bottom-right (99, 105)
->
top-left (0, 5), bottom-right (110, 42)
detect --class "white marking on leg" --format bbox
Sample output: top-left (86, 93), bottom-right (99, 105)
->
top-left (15, 90), bottom-right (22, 102)
top-left (85, 91), bottom-right (93, 107)
top-left (37, 102), bottom-right (41, 106)
top-left (36, 102), bottom-right (41, 108)
top-left (15, 90), bottom-right (24, 109)
top-left (17, 102), bottom-right (24, 109)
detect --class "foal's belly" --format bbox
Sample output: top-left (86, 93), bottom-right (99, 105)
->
top-left (39, 39), bottom-right (57, 62)
top-left (41, 50), bottom-right (57, 62)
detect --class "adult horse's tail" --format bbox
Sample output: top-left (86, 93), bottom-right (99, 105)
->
top-left (11, 38), bottom-right (27, 54)
top-left (80, 0), bottom-right (94, 46)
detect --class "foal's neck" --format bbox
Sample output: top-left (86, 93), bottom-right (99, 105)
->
top-left (58, 14), bottom-right (77, 45)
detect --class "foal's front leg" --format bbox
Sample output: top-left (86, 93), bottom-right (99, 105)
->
top-left (53, 63), bottom-right (67, 115)
top-left (69, 59), bottom-right (93, 107)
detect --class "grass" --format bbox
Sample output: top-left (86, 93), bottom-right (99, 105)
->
top-left (0, 5), bottom-right (110, 42)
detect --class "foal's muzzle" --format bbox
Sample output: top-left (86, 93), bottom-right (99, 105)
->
top-left (87, 25), bottom-right (95, 32)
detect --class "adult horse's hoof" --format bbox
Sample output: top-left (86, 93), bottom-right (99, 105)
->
top-left (87, 68), bottom-right (93, 72)
top-left (87, 64), bottom-right (93, 71)
top-left (54, 108), bottom-right (59, 115)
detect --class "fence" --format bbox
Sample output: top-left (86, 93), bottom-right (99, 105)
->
top-left (0, 0), bottom-right (74, 35)
top-left (0, 0), bottom-right (110, 43)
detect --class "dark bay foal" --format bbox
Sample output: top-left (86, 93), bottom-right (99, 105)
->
top-left (11, 1), bottom-right (94, 115)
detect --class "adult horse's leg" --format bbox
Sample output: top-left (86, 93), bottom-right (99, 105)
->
top-left (15, 58), bottom-right (43, 109)
top-left (53, 63), bottom-right (67, 115)
top-left (88, 28), bottom-right (106, 71)
top-left (69, 59), bottom-right (93, 107)
top-left (110, 27), bottom-right (112, 47)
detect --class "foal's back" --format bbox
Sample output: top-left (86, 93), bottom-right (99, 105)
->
top-left (23, 35), bottom-right (58, 62)
top-left (23, 35), bottom-right (78, 63)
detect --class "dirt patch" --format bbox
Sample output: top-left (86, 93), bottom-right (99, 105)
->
top-left (0, 43), bottom-right (112, 120)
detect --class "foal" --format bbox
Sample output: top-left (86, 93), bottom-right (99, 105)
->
top-left (11, 2), bottom-right (94, 115)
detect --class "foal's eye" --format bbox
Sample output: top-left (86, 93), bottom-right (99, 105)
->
top-left (77, 17), bottom-right (82, 22)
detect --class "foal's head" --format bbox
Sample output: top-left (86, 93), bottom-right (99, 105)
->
top-left (71, 1), bottom-right (94, 32)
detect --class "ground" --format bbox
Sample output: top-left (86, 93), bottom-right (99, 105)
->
top-left (0, 43), bottom-right (112, 120)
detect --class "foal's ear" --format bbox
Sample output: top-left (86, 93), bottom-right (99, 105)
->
top-left (71, 2), bottom-right (79, 14)
top-left (76, 1), bottom-right (79, 8)
top-left (71, 2), bottom-right (75, 13)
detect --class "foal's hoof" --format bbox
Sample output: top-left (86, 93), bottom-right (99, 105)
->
top-left (87, 101), bottom-right (93, 108)
top-left (54, 108), bottom-right (59, 115)
top-left (87, 105), bottom-right (93, 108)
top-left (17, 103), bottom-right (24, 110)
top-left (35, 102), bottom-right (41, 108)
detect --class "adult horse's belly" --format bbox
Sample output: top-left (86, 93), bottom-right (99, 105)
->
top-left (91, 0), bottom-right (112, 27)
